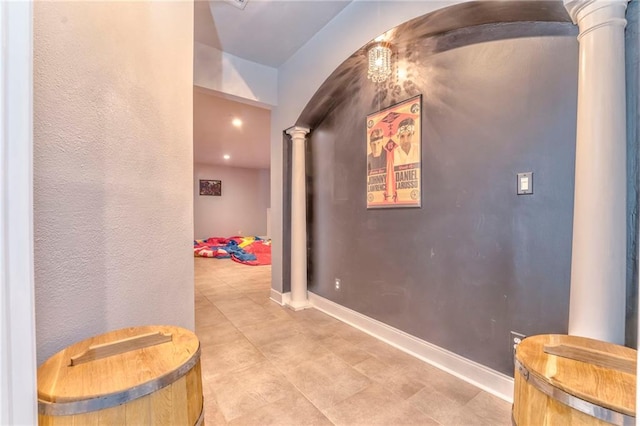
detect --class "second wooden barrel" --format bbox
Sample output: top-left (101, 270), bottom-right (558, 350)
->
top-left (37, 325), bottom-right (203, 425)
top-left (513, 334), bottom-right (636, 426)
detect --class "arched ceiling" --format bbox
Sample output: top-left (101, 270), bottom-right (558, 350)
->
top-left (296, 0), bottom-right (575, 129)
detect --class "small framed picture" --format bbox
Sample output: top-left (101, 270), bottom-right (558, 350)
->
top-left (199, 179), bottom-right (222, 196)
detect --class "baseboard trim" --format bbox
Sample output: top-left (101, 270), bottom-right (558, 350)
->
top-left (308, 292), bottom-right (514, 403)
top-left (285, 299), bottom-right (312, 311)
top-left (269, 289), bottom-right (291, 306)
top-left (269, 289), bottom-right (282, 304)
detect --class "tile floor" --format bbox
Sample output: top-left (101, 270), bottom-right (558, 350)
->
top-left (195, 258), bottom-right (512, 425)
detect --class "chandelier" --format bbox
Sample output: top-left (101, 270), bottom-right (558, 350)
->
top-left (367, 41), bottom-right (393, 83)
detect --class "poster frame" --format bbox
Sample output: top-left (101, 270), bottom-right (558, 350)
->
top-left (366, 94), bottom-right (422, 209)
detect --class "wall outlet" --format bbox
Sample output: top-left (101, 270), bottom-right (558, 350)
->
top-left (510, 331), bottom-right (526, 356)
top-left (334, 278), bottom-right (341, 291)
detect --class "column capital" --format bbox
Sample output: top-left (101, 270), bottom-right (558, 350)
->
top-left (285, 126), bottom-right (310, 140)
top-left (564, 0), bottom-right (627, 33)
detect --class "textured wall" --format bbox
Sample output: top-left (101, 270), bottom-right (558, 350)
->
top-left (307, 27), bottom-right (578, 376)
top-left (194, 163), bottom-right (270, 239)
top-left (33, 1), bottom-right (194, 364)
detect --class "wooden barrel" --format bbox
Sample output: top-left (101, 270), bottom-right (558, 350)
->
top-left (38, 325), bottom-right (203, 425)
top-left (513, 334), bottom-right (636, 426)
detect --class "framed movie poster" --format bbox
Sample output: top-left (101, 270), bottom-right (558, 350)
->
top-left (199, 179), bottom-right (222, 196)
top-left (366, 95), bottom-right (421, 209)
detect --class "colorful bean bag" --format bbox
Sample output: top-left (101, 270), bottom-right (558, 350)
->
top-left (194, 236), bottom-right (271, 265)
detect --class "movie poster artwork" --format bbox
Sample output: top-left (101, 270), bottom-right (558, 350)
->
top-left (366, 95), bottom-right (421, 209)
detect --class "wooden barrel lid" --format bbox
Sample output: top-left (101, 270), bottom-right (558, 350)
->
top-left (516, 334), bottom-right (636, 416)
top-left (38, 325), bottom-right (200, 414)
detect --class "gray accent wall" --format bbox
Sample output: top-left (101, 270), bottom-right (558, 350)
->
top-left (282, 133), bottom-right (293, 293)
top-left (625, 0), bottom-right (639, 349)
top-left (305, 24), bottom-right (579, 376)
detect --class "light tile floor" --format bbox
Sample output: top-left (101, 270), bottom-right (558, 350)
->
top-left (195, 258), bottom-right (512, 425)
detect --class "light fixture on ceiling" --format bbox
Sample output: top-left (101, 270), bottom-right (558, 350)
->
top-left (367, 41), bottom-right (393, 83)
top-left (223, 154), bottom-right (231, 160)
top-left (232, 118), bottom-right (242, 127)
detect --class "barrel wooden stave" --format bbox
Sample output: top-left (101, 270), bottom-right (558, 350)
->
top-left (514, 363), bottom-right (613, 425)
top-left (513, 334), bottom-right (636, 426)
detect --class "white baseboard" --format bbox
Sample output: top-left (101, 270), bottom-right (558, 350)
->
top-left (308, 292), bottom-right (514, 403)
top-left (269, 289), bottom-right (290, 306)
top-left (285, 299), bottom-right (312, 311)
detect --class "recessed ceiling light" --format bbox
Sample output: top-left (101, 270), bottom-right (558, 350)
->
top-left (232, 118), bottom-right (242, 127)
top-left (223, 154), bottom-right (231, 160)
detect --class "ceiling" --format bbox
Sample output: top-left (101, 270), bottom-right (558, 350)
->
top-left (194, 88), bottom-right (271, 169)
top-left (195, 0), bottom-right (351, 68)
top-left (193, 0), bottom-right (352, 169)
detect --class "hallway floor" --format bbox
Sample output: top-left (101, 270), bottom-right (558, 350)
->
top-left (195, 258), bottom-right (512, 425)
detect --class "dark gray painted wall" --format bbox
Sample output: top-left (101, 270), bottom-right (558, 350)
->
top-left (307, 27), bottom-right (579, 376)
top-left (282, 133), bottom-right (292, 294)
top-left (625, 0), bottom-right (639, 348)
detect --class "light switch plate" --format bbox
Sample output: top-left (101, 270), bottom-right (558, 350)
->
top-left (517, 172), bottom-right (533, 195)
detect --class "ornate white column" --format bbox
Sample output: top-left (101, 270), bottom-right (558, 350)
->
top-left (564, 0), bottom-right (628, 344)
top-left (285, 126), bottom-right (311, 310)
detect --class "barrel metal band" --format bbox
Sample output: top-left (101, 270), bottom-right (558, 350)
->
top-left (38, 345), bottom-right (201, 416)
top-left (514, 357), bottom-right (635, 426)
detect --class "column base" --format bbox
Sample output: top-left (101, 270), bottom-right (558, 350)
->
top-left (285, 299), bottom-right (312, 311)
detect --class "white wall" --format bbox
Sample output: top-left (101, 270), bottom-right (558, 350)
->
top-left (270, 0), bottom-right (466, 292)
top-left (194, 42), bottom-right (278, 108)
top-left (194, 163), bottom-right (270, 239)
top-left (33, 1), bottom-right (194, 364)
